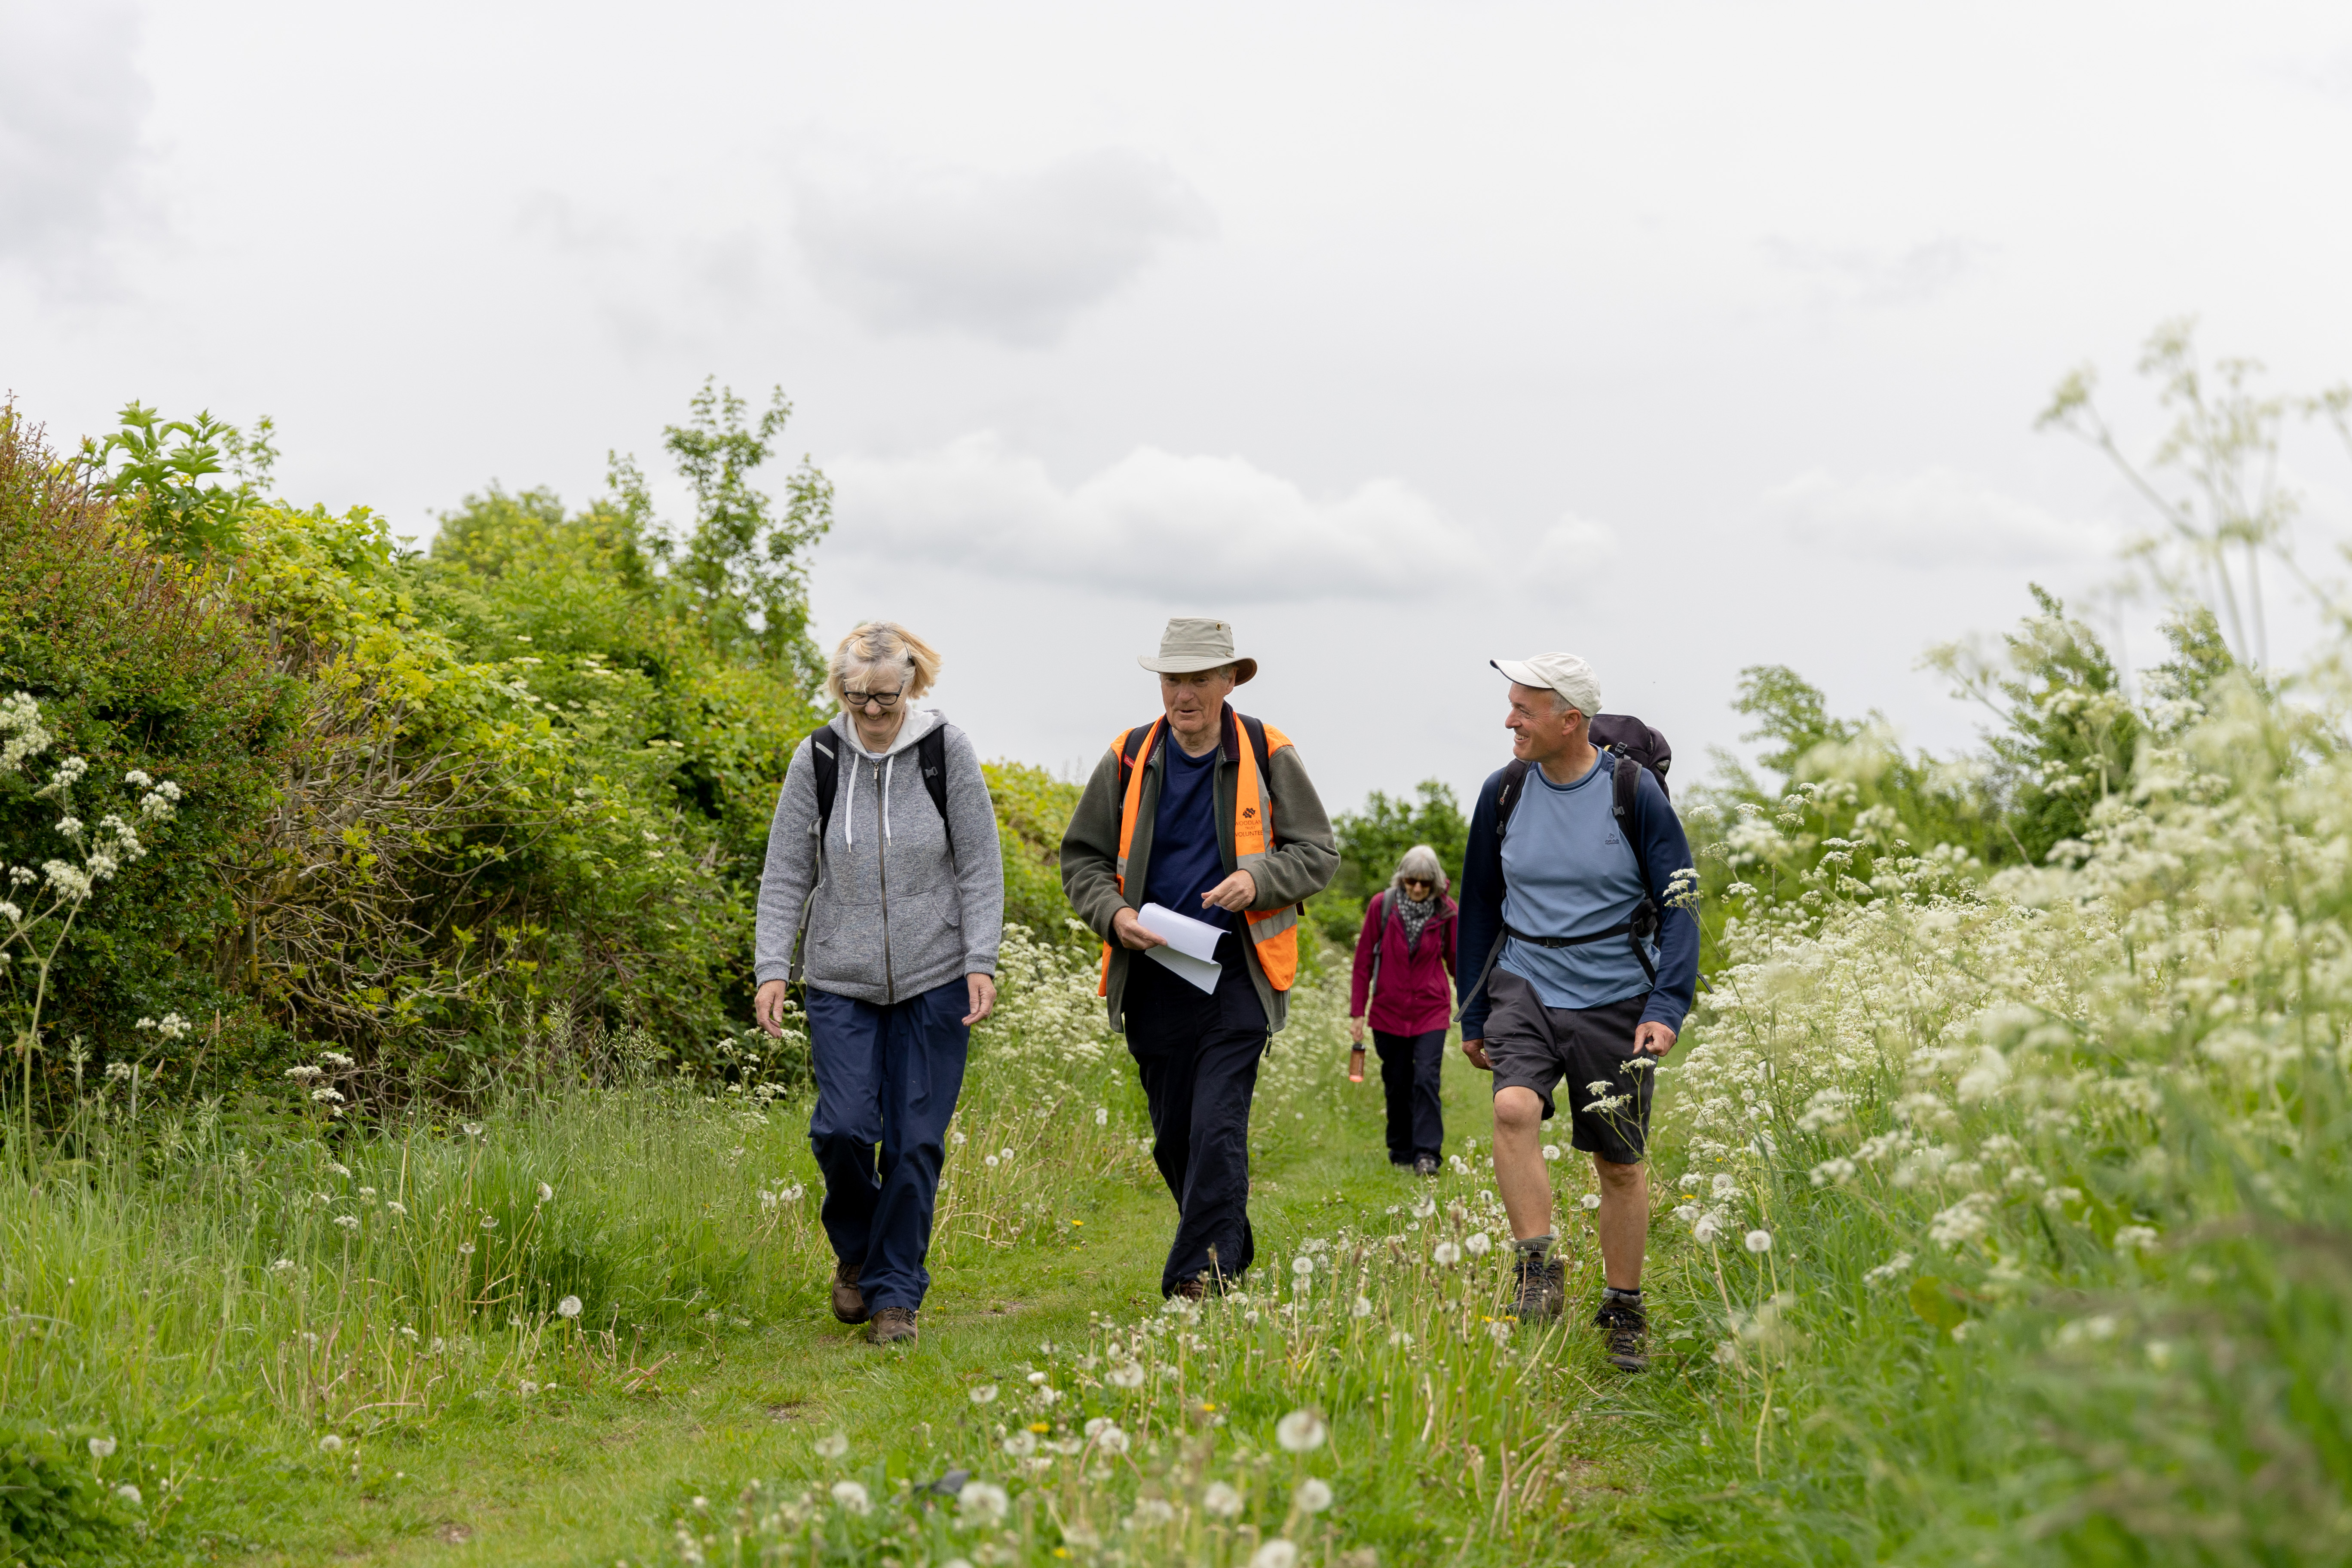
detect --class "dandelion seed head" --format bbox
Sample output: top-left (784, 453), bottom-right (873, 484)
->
top-left (319, 1434), bottom-right (344, 1452)
top-left (89, 1436), bottom-right (116, 1459)
top-left (1204, 1480), bottom-right (1243, 1518)
top-left (1746, 1229), bottom-right (1774, 1254)
top-left (1275, 1408), bottom-right (1326, 1453)
top-left (969, 1382), bottom-right (999, 1404)
top-left (557, 1295), bottom-right (582, 1319)
top-left (1296, 1476), bottom-right (1334, 1514)
top-left (830, 1479), bottom-right (870, 1515)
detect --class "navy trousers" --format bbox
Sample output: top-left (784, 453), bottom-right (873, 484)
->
top-left (1124, 936), bottom-right (1268, 1295)
top-left (1374, 1026), bottom-right (1447, 1164)
top-left (803, 979), bottom-right (971, 1313)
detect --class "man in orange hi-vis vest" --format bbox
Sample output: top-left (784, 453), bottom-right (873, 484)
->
top-left (1061, 618), bottom-right (1338, 1298)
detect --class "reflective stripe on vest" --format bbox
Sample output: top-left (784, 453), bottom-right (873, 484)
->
top-left (1097, 714), bottom-right (1299, 996)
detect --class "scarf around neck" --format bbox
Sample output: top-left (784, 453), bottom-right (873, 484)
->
top-left (1394, 888), bottom-right (1439, 950)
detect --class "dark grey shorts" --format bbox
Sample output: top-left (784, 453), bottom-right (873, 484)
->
top-left (1483, 968), bottom-right (1653, 1165)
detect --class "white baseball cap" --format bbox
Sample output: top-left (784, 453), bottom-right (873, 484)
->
top-left (1491, 652), bottom-right (1601, 717)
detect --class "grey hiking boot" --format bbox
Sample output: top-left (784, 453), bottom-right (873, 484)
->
top-left (869, 1307), bottom-right (919, 1345)
top-left (1594, 1294), bottom-right (1648, 1371)
top-left (1511, 1251), bottom-right (1566, 1322)
top-left (831, 1261), bottom-right (869, 1326)
top-left (1414, 1154), bottom-right (1440, 1177)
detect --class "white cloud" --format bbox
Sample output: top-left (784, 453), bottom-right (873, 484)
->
top-left (792, 149), bottom-right (1213, 346)
top-left (827, 434), bottom-right (1489, 602)
top-left (0, 1), bottom-right (150, 290)
top-left (1762, 235), bottom-right (1994, 306)
top-left (1770, 467), bottom-right (2120, 570)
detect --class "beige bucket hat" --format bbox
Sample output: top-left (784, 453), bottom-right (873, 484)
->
top-left (1138, 617), bottom-right (1258, 685)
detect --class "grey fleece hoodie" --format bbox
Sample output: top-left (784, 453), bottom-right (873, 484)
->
top-left (753, 709), bottom-right (1004, 1004)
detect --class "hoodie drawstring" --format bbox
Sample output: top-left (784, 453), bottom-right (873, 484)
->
top-left (842, 753), bottom-right (897, 847)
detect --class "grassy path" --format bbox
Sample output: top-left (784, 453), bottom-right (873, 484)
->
top-left (197, 1044), bottom-right (1637, 1568)
top-left (212, 1043), bottom-right (1641, 1566)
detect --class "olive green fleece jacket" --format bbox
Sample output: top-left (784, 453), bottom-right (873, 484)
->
top-left (1059, 705), bottom-right (1339, 1034)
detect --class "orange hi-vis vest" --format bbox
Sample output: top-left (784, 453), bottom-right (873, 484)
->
top-left (1099, 711), bottom-right (1302, 997)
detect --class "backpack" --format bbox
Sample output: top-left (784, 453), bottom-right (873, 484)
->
top-left (1457, 713), bottom-right (1672, 1018)
top-left (787, 721), bottom-right (953, 984)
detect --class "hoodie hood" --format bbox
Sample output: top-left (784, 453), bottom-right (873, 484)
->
top-left (834, 706), bottom-right (940, 761)
top-left (833, 707), bottom-right (944, 848)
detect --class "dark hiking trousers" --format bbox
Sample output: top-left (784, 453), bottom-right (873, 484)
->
top-left (804, 978), bottom-right (971, 1314)
top-left (1124, 934), bottom-right (1268, 1296)
top-left (1374, 1027), bottom-right (1447, 1164)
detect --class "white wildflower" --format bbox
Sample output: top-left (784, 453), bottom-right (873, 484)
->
top-left (830, 1479), bottom-right (870, 1515)
top-left (970, 1382), bottom-right (1000, 1403)
top-left (89, 1436), bottom-right (116, 1459)
top-left (1540, 1144), bottom-right (1561, 1161)
top-left (1295, 1476), bottom-right (1333, 1513)
top-left (1204, 1480), bottom-right (1243, 1518)
top-left (116, 1483), bottom-right (142, 1505)
top-left (1352, 1295), bottom-right (1374, 1318)
top-left (1745, 1229), bottom-right (1774, 1254)
top-left (319, 1434), bottom-right (344, 1452)
top-left (556, 1295), bottom-right (582, 1319)
top-left (1464, 1231), bottom-right (1493, 1256)
top-left (1251, 1541), bottom-right (1300, 1568)
top-left (1580, 1193), bottom-right (1602, 1211)
top-left (813, 1430), bottom-right (849, 1459)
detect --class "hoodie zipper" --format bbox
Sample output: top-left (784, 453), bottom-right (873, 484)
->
top-left (875, 757), bottom-right (894, 1003)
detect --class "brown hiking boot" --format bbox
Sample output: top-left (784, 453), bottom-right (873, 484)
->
top-left (868, 1307), bottom-right (918, 1345)
top-left (1595, 1295), bottom-right (1648, 1371)
top-left (1511, 1251), bottom-right (1566, 1322)
top-left (1167, 1273), bottom-right (1210, 1302)
top-left (831, 1261), bottom-right (868, 1325)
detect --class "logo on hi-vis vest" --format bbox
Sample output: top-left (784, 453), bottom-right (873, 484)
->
top-left (1241, 805), bottom-right (1258, 818)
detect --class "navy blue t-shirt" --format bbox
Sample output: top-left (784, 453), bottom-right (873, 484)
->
top-left (1141, 735), bottom-right (1234, 934)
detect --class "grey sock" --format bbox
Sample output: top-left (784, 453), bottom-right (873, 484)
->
top-left (1602, 1285), bottom-right (1644, 1305)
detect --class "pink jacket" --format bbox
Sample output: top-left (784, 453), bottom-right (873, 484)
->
top-left (1348, 890), bottom-right (1459, 1036)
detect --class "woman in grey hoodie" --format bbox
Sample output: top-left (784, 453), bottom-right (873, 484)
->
top-left (753, 622), bottom-right (1004, 1346)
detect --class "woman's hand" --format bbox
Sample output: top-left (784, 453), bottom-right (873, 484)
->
top-left (1349, 1016), bottom-right (1365, 1046)
top-left (963, 973), bottom-right (998, 1026)
top-left (754, 979), bottom-right (791, 1038)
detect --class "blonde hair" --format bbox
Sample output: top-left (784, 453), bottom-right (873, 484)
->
top-left (828, 622), bottom-right (943, 710)
top-left (1392, 844), bottom-right (1448, 895)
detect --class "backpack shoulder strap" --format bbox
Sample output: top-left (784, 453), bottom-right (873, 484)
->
top-left (1611, 749), bottom-right (1652, 897)
top-left (916, 725), bottom-right (953, 855)
top-left (809, 728), bottom-right (840, 841)
top-left (1113, 721), bottom-right (1157, 797)
top-left (1495, 759), bottom-right (1530, 838)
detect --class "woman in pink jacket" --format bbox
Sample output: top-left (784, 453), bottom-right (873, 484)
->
top-left (1348, 844), bottom-right (1458, 1175)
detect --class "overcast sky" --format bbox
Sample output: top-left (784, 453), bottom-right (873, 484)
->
top-left (7, 1), bottom-right (2351, 808)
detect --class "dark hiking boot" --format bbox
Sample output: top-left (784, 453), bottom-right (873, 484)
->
top-left (869, 1307), bottom-right (918, 1345)
top-left (1595, 1295), bottom-right (1648, 1371)
top-left (1168, 1273), bottom-right (1210, 1302)
top-left (1414, 1154), bottom-right (1440, 1177)
top-left (1511, 1251), bottom-right (1566, 1322)
top-left (831, 1261), bottom-right (869, 1325)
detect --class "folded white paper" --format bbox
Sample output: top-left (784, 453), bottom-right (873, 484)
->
top-left (1138, 902), bottom-right (1225, 962)
top-left (1137, 902), bottom-right (1225, 995)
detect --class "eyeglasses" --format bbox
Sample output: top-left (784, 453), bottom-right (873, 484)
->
top-left (1402, 879), bottom-right (1434, 894)
top-left (843, 687), bottom-right (905, 711)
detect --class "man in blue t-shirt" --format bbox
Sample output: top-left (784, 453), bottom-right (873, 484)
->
top-left (1456, 652), bottom-right (1699, 1370)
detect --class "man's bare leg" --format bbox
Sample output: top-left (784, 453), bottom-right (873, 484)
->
top-left (1490, 1085), bottom-right (1554, 1239)
top-left (1593, 1155), bottom-right (1648, 1291)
